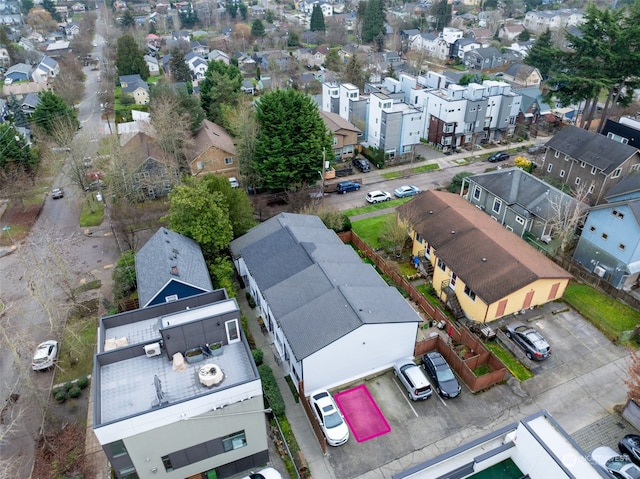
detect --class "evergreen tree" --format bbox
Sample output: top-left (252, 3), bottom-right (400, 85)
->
top-left (310, 4), bottom-right (326, 32)
top-left (148, 21), bottom-right (156, 34)
top-left (524, 28), bottom-right (555, 78)
top-left (199, 60), bottom-right (242, 128)
top-left (19, 0), bottom-right (33, 14)
top-left (120, 9), bottom-right (135, 29)
top-left (324, 48), bottom-right (342, 72)
top-left (287, 32), bottom-right (299, 47)
top-left (265, 10), bottom-right (275, 23)
top-left (341, 54), bottom-right (367, 90)
top-left (430, 0), bottom-right (451, 32)
top-left (169, 47), bottom-right (192, 82)
top-left (239, 2), bottom-right (248, 20)
top-left (226, 3), bottom-right (238, 18)
top-left (361, 0), bottom-right (385, 43)
top-left (8, 94), bottom-right (28, 128)
top-left (0, 124), bottom-right (35, 171)
top-left (251, 19), bottom-right (266, 38)
top-left (42, 0), bottom-right (61, 21)
top-left (116, 34), bottom-right (150, 79)
top-left (31, 90), bottom-right (78, 137)
top-left (179, 9), bottom-right (198, 28)
top-left (253, 89), bottom-right (333, 191)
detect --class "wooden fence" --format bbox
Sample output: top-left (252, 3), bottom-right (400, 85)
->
top-left (338, 230), bottom-right (508, 392)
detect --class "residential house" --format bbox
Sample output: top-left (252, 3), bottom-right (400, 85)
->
top-left (398, 190), bottom-right (572, 322)
top-left (230, 213), bottom-right (422, 393)
top-left (32, 56), bottom-right (59, 83)
top-left (144, 55), bottom-right (159, 76)
top-left (523, 8), bottom-right (584, 34)
top-left (92, 290), bottom-right (268, 479)
top-left (45, 40), bottom-right (70, 56)
top-left (410, 33), bottom-right (450, 61)
top-left (573, 173), bottom-right (640, 289)
top-left (21, 92), bottom-right (40, 116)
top-left (5, 63), bottom-right (32, 82)
top-left (121, 132), bottom-right (180, 199)
top-left (501, 63), bottom-right (542, 87)
top-left (452, 37), bottom-right (481, 61)
top-left (63, 23), bottom-right (80, 37)
top-left (185, 51), bottom-right (208, 81)
top-left (319, 110), bottom-right (361, 161)
top-left (498, 23), bottom-right (525, 41)
top-left (515, 86), bottom-right (551, 126)
top-left (466, 28), bottom-right (493, 43)
top-left (601, 117), bottom-right (640, 150)
top-left (464, 46), bottom-right (504, 71)
top-left (540, 125), bottom-right (640, 205)
top-left (208, 49), bottom-right (230, 64)
top-left (188, 119), bottom-right (238, 178)
top-left (421, 80), bottom-right (522, 149)
top-left (400, 28), bottom-right (421, 51)
top-left (71, 2), bottom-right (86, 12)
top-left (135, 227), bottom-right (213, 308)
top-left (190, 40), bottom-right (210, 57)
top-left (241, 79), bottom-right (255, 95)
top-left (171, 30), bottom-right (190, 42)
top-left (461, 167), bottom-right (585, 242)
top-left (320, 3), bottom-right (332, 16)
top-left (306, 46), bottom-right (329, 68)
top-left (120, 74), bottom-right (150, 105)
top-left (393, 410), bottom-right (608, 479)
top-left (0, 47), bottom-right (10, 68)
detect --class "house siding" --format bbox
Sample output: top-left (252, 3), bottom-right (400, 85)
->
top-left (190, 147), bottom-right (237, 177)
top-left (146, 281), bottom-right (209, 307)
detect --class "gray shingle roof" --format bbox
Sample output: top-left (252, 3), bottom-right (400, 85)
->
top-left (546, 125), bottom-right (639, 174)
top-left (604, 172), bottom-right (640, 201)
top-left (135, 227), bottom-right (213, 307)
top-left (231, 213), bottom-right (421, 359)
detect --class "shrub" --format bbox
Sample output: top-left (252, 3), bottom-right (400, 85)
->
top-left (52, 387), bottom-right (63, 398)
top-left (252, 348), bottom-right (264, 366)
top-left (246, 292), bottom-right (256, 308)
top-left (77, 376), bottom-right (90, 389)
top-left (258, 364), bottom-right (286, 417)
top-left (55, 390), bottom-right (67, 403)
top-left (68, 386), bottom-right (82, 398)
top-left (63, 382), bottom-right (74, 392)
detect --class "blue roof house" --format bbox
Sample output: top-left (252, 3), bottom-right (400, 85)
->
top-left (135, 227), bottom-right (213, 308)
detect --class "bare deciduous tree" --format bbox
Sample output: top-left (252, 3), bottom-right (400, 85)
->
top-left (149, 95), bottom-right (193, 167)
top-left (545, 185), bottom-right (589, 260)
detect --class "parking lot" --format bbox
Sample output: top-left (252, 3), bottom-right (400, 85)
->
top-left (318, 302), bottom-right (635, 479)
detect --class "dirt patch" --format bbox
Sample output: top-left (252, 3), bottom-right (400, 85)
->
top-left (0, 201), bottom-right (43, 245)
top-left (32, 418), bottom-right (88, 479)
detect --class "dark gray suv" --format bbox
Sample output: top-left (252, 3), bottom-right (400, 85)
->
top-left (352, 158), bottom-right (371, 172)
top-left (421, 351), bottom-right (461, 398)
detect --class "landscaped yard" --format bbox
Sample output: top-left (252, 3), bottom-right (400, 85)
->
top-left (484, 342), bottom-right (534, 381)
top-left (563, 281), bottom-right (640, 343)
top-left (351, 213), bottom-right (394, 249)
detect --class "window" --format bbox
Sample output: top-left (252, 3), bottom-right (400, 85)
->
top-left (601, 233), bottom-right (608, 240)
top-left (492, 198), bottom-right (502, 214)
top-left (120, 468), bottom-right (139, 479)
top-left (108, 441), bottom-right (128, 458)
top-left (165, 294), bottom-right (178, 302)
top-left (437, 258), bottom-right (446, 272)
top-left (612, 209), bottom-right (625, 219)
top-left (444, 123), bottom-right (454, 133)
top-left (554, 150), bottom-right (560, 158)
top-left (580, 161), bottom-right (586, 168)
top-left (633, 164), bottom-right (640, 171)
top-left (226, 319), bottom-right (240, 343)
top-left (591, 166), bottom-right (597, 175)
top-left (575, 177), bottom-right (581, 185)
top-left (590, 226), bottom-right (596, 232)
top-left (162, 456), bottom-right (174, 472)
top-left (588, 184), bottom-right (595, 194)
top-left (619, 243), bottom-right (626, 251)
top-left (612, 168), bottom-right (622, 178)
top-left (547, 164), bottom-right (553, 173)
top-left (464, 285), bottom-right (476, 301)
top-left (222, 431), bottom-right (247, 452)
top-left (515, 216), bottom-right (525, 225)
top-left (197, 161), bottom-right (204, 170)
top-left (560, 169), bottom-right (565, 178)
top-left (450, 273), bottom-right (457, 287)
top-left (473, 186), bottom-right (481, 200)
top-left (416, 233), bottom-right (423, 244)
top-left (332, 137), bottom-right (338, 146)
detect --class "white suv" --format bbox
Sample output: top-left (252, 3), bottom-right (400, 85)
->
top-left (366, 190), bottom-right (392, 204)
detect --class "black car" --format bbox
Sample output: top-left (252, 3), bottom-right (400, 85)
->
top-left (421, 351), bottom-right (461, 398)
top-left (504, 323), bottom-right (551, 360)
top-left (352, 158), bottom-right (371, 172)
top-left (487, 152), bottom-right (509, 163)
top-left (619, 435), bottom-right (640, 466)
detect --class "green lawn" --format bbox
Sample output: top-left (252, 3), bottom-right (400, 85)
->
top-left (485, 342), bottom-right (534, 381)
top-left (79, 194), bottom-right (104, 227)
top-left (343, 197), bottom-right (412, 218)
top-left (351, 214), bottom-right (393, 249)
top-left (563, 282), bottom-right (640, 343)
top-left (381, 163), bottom-right (440, 180)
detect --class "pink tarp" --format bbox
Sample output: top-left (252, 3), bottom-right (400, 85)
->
top-left (334, 384), bottom-right (391, 442)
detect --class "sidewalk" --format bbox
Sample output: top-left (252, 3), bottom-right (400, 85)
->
top-left (237, 290), bottom-right (337, 479)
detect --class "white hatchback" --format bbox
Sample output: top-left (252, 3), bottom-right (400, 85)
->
top-left (309, 389), bottom-right (350, 446)
top-left (32, 340), bottom-right (59, 371)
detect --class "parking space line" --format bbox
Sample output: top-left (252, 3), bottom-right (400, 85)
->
top-left (393, 378), bottom-right (419, 417)
top-left (435, 392), bottom-right (447, 407)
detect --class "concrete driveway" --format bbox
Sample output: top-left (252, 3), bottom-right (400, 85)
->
top-left (320, 303), bottom-right (632, 479)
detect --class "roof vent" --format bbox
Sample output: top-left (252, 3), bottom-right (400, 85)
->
top-left (171, 266), bottom-right (179, 276)
top-left (451, 230), bottom-right (455, 234)
top-left (429, 210), bottom-right (433, 214)
top-left (482, 257), bottom-right (487, 262)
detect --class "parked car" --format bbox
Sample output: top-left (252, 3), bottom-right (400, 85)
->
top-left (309, 390), bottom-right (350, 446)
top-left (51, 187), bottom-right (64, 199)
top-left (421, 351), bottom-right (461, 398)
top-left (487, 152), bottom-right (509, 163)
top-left (336, 181), bottom-right (361, 194)
top-left (32, 340), bottom-right (59, 371)
top-left (366, 190), bottom-right (392, 203)
top-left (619, 435), bottom-right (640, 466)
top-left (394, 185), bottom-right (421, 198)
top-left (352, 158), bottom-right (371, 172)
top-left (504, 323), bottom-right (551, 360)
top-left (240, 467), bottom-right (282, 479)
top-left (228, 177), bottom-right (240, 188)
top-left (591, 446), bottom-right (640, 479)
top-left (84, 180), bottom-right (104, 191)
top-left (394, 359), bottom-right (433, 400)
